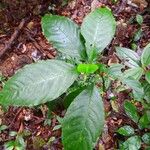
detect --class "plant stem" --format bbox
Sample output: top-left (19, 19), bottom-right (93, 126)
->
top-left (101, 75), bottom-right (106, 92)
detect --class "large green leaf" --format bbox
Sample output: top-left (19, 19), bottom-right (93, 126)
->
top-left (124, 101), bottom-right (140, 123)
top-left (0, 60), bottom-right (78, 106)
top-left (141, 43), bottom-right (150, 67)
top-left (108, 64), bottom-right (124, 79)
top-left (124, 67), bottom-right (144, 80)
top-left (116, 47), bottom-right (140, 68)
top-left (139, 111), bottom-right (150, 129)
top-left (42, 15), bottom-right (84, 58)
top-left (81, 8), bottom-right (116, 55)
top-left (62, 87), bottom-right (104, 150)
top-left (120, 136), bottom-right (141, 150)
top-left (63, 85), bottom-right (86, 108)
top-left (122, 77), bottom-right (144, 101)
top-left (117, 125), bottom-right (135, 136)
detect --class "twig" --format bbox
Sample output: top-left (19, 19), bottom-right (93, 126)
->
top-left (0, 18), bottom-right (26, 58)
top-left (25, 29), bottom-right (45, 55)
top-left (25, 29), bottom-right (56, 58)
top-left (9, 107), bottom-right (23, 128)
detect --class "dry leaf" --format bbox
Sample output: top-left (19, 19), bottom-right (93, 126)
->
top-left (91, 0), bottom-right (102, 11)
top-left (99, 143), bottom-right (105, 150)
top-left (128, 0), bottom-right (148, 8)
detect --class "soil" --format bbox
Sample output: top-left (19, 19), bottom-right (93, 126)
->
top-left (0, 0), bottom-right (150, 149)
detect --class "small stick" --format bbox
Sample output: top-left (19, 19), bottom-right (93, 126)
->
top-left (0, 18), bottom-right (26, 58)
top-left (25, 29), bottom-right (45, 55)
top-left (9, 107), bottom-right (23, 128)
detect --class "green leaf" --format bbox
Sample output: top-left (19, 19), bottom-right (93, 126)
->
top-left (0, 125), bottom-right (8, 133)
top-left (0, 60), bottom-right (77, 106)
top-left (42, 15), bottom-right (84, 58)
top-left (117, 125), bottom-right (135, 136)
top-left (88, 48), bottom-right (99, 62)
top-left (146, 71), bottom-right (150, 84)
top-left (124, 101), bottom-right (140, 123)
top-left (62, 87), bottom-right (104, 150)
top-left (98, 64), bottom-right (108, 74)
top-left (64, 85), bottom-right (85, 108)
top-left (139, 111), bottom-right (150, 129)
top-left (131, 43), bottom-right (138, 51)
top-left (133, 28), bottom-right (142, 42)
top-left (142, 81), bottom-right (150, 103)
top-left (142, 133), bottom-right (150, 144)
top-left (136, 14), bottom-right (143, 25)
top-left (53, 125), bottom-right (61, 131)
top-left (124, 67), bottom-right (143, 80)
top-left (81, 7), bottom-right (116, 55)
top-left (9, 131), bottom-right (17, 137)
top-left (116, 47), bottom-right (140, 68)
top-left (16, 136), bottom-right (26, 150)
top-left (77, 64), bottom-right (99, 74)
top-left (120, 136), bottom-right (141, 150)
top-left (56, 115), bottom-right (63, 124)
top-left (108, 64), bottom-right (124, 79)
top-left (141, 43), bottom-right (150, 67)
top-left (122, 77), bottom-right (144, 101)
top-left (5, 141), bottom-right (16, 150)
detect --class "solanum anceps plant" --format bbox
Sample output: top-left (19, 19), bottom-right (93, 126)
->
top-left (0, 7), bottom-right (116, 150)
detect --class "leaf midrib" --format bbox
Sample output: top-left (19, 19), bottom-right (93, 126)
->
top-left (11, 73), bottom-right (65, 91)
top-left (56, 23), bottom-right (80, 55)
top-left (92, 16), bottom-right (103, 47)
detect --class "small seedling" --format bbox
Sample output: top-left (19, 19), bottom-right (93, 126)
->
top-left (5, 134), bottom-right (26, 150)
top-left (0, 7), bottom-right (117, 149)
top-left (117, 100), bottom-right (150, 149)
top-left (116, 43), bottom-right (150, 101)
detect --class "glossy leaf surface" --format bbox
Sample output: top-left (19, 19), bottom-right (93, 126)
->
top-left (139, 111), bottom-right (150, 129)
top-left (62, 87), bottom-right (104, 150)
top-left (142, 81), bottom-right (150, 103)
top-left (122, 77), bottom-right (144, 101)
top-left (116, 47), bottom-right (140, 68)
top-left (42, 15), bottom-right (84, 58)
top-left (124, 67), bottom-right (143, 80)
top-left (81, 8), bottom-right (116, 55)
top-left (120, 136), bottom-right (141, 150)
top-left (141, 43), bottom-right (150, 67)
top-left (108, 64), bottom-right (124, 79)
top-left (142, 133), bottom-right (150, 144)
top-left (145, 71), bottom-right (150, 84)
top-left (0, 60), bottom-right (77, 106)
top-left (136, 14), bottom-right (143, 25)
top-left (124, 101), bottom-right (140, 123)
top-left (117, 125), bottom-right (135, 136)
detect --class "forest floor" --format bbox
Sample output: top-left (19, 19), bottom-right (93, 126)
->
top-left (0, 0), bottom-right (150, 149)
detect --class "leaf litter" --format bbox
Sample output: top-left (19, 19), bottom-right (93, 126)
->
top-left (0, 0), bottom-right (150, 149)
